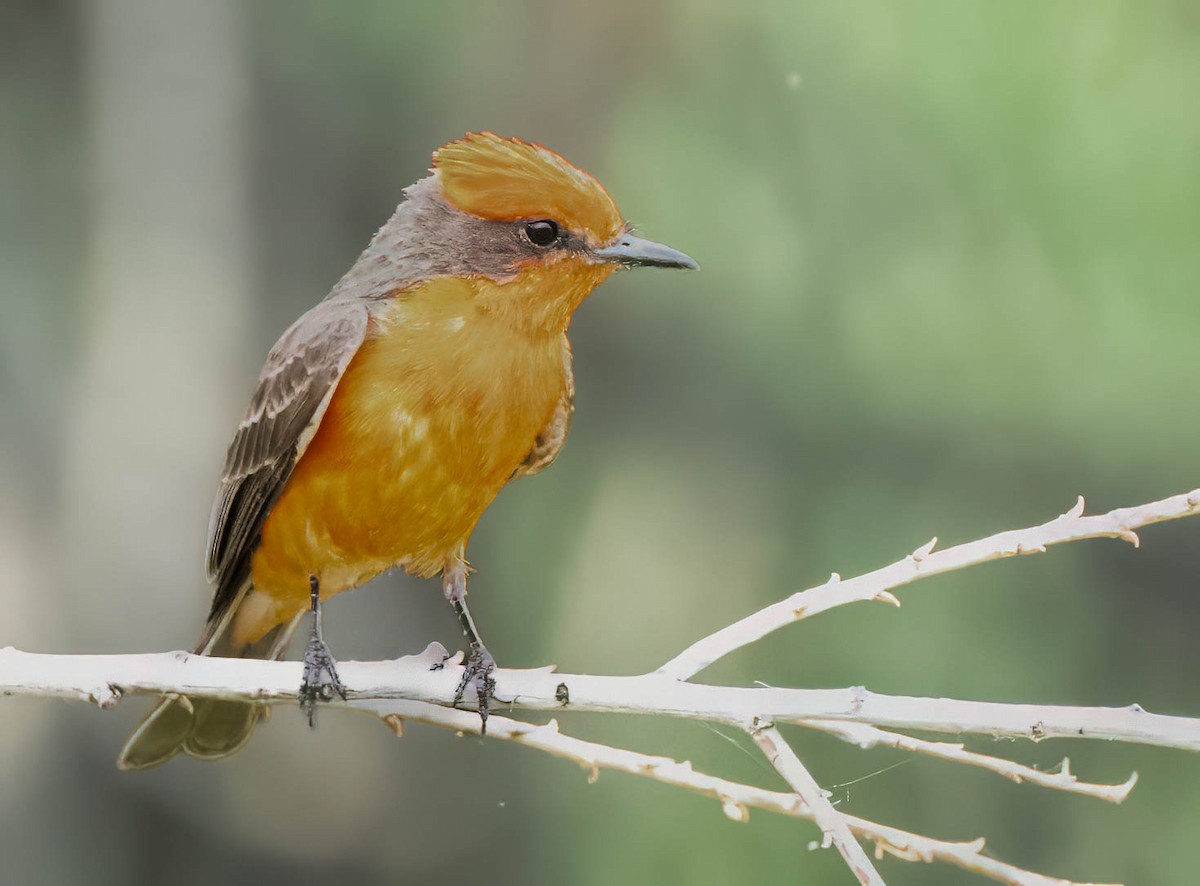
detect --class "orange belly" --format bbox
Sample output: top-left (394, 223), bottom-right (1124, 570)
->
top-left (234, 277), bottom-right (567, 643)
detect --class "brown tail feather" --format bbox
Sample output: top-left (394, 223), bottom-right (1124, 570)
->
top-left (116, 607), bottom-right (303, 771)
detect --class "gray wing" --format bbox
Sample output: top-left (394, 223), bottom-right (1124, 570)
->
top-left (512, 335), bottom-right (575, 479)
top-left (204, 299), bottom-right (369, 622)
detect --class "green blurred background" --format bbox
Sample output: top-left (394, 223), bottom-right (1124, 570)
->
top-left (2, 1), bottom-right (1198, 883)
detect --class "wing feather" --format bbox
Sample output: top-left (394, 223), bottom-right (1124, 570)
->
top-left (203, 299), bottom-right (369, 622)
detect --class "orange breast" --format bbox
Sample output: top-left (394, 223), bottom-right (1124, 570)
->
top-left (241, 276), bottom-right (567, 639)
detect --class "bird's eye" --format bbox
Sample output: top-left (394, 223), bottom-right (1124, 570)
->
top-left (524, 220), bottom-right (560, 247)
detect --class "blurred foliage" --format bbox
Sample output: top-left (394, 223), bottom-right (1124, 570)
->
top-left (1, 1), bottom-right (1198, 884)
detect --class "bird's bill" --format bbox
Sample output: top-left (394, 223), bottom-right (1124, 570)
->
top-left (593, 234), bottom-right (698, 270)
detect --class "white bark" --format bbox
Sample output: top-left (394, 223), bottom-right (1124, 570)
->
top-left (1, 646), bottom-right (1196, 754)
top-left (4, 489), bottom-right (1198, 886)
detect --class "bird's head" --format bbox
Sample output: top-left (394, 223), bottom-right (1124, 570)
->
top-left (343, 132), bottom-right (696, 332)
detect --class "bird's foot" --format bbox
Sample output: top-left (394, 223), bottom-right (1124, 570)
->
top-left (299, 576), bottom-right (345, 728)
top-left (453, 643), bottom-right (497, 734)
top-left (300, 636), bottom-right (345, 726)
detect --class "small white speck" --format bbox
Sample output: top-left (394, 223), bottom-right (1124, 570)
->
top-left (786, 72), bottom-right (802, 91)
top-left (445, 316), bottom-right (466, 332)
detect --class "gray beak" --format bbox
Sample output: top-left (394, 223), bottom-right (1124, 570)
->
top-left (594, 233), bottom-right (698, 270)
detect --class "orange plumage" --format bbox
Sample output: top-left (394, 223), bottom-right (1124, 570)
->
top-left (118, 132), bottom-right (694, 769)
top-left (435, 132), bottom-right (624, 240)
top-left (236, 265), bottom-right (613, 644)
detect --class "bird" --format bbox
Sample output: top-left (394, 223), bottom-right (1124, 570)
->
top-left (116, 132), bottom-right (696, 770)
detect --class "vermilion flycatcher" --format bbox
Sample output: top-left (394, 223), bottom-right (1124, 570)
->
top-left (118, 132), bottom-right (696, 769)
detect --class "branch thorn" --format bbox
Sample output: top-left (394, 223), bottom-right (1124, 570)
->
top-left (1117, 528), bottom-right (1140, 547)
top-left (911, 538), bottom-right (938, 562)
top-left (1116, 771), bottom-right (1139, 801)
top-left (874, 590), bottom-right (901, 608)
top-left (721, 798), bottom-right (750, 822)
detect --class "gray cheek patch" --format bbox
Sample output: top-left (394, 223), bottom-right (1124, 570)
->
top-left (326, 176), bottom-right (598, 302)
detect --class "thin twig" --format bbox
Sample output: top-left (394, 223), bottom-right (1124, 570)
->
top-left (749, 719), bottom-right (885, 885)
top-left (805, 720), bottom-right (1137, 803)
top-left (658, 489), bottom-right (1200, 680)
top-left (365, 699), bottom-right (1114, 886)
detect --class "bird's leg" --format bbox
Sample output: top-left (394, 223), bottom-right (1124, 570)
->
top-left (299, 575), bottom-right (345, 726)
top-left (443, 557), bottom-right (496, 733)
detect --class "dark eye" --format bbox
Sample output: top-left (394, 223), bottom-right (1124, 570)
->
top-left (524, 219), bottom-right (560, 247)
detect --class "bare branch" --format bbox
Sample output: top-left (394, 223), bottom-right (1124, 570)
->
top-left (369, 699), bottom-right (1114, 886)
top-left (2, 647), bottom-right (1197, 752)
top-left (749, 719), bottom-right (885, 885)
top-left (4, 487), bottom-right (1198, 885)
top-left (805, 719), bottom-right (1137, 803)
top-left (847, 814), bottom-right (1116, 886)
top-left (658, 488), bottom-right (1200, 680)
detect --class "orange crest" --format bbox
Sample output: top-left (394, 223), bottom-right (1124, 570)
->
top-left (433, 132), bottom-right (624, 244)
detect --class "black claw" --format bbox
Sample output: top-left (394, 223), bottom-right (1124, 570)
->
top-left (453, 645), bottom-right (497, 734)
